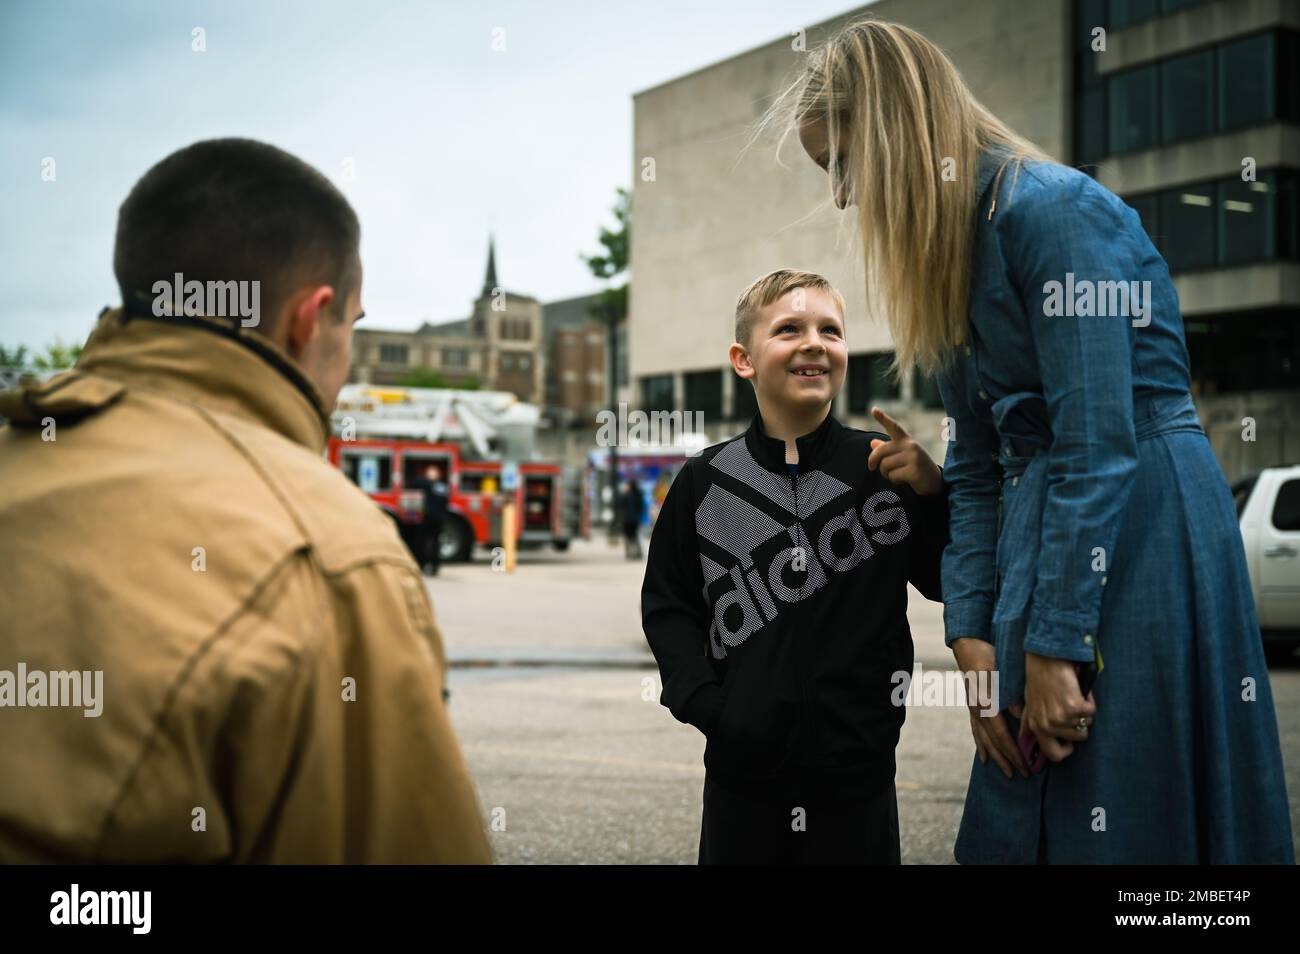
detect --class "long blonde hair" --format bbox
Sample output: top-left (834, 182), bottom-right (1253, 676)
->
top-left (754, 17), bottom-right (1055, 375)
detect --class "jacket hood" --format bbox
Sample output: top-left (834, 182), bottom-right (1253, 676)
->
top-left (2, 304), bottom-right (333, 453)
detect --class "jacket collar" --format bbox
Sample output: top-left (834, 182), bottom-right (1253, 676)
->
top-left (744, 406), bottom-right (842, 475)
top-left (74, 303), bottom-right (332, 452)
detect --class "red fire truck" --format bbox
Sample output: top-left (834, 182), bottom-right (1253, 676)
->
top-left (326, 385), bottom-right (587, 563)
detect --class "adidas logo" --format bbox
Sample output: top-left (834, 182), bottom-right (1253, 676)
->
top-left (696, 437), bottom-right (910, 657)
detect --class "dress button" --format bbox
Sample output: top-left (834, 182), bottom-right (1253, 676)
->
top-left (978, 389), bottom-right (989, 400)
top-left (1083, 634), bottom-right (1093, 645)
top-left (964, 346), bottom-right (973, 357)
top-left (1101, 575), bottom-right (1108, 586)
top-left (1004, 444), bottom-right (1012, 455)
top-left (1011, 476), bottom-right (1019, 486)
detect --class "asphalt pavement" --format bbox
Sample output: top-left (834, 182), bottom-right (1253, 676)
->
top-left (428, 536), bottom-right (1300, 864)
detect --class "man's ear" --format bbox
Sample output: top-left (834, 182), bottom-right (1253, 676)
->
top-left (284, 285), bottom-right (336, 358)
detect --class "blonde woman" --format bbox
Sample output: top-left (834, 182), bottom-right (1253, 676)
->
top-left (762, 18), bottom-right (1293, 863)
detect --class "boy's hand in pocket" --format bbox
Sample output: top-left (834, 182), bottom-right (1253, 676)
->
top-left (867, 406), bottom-right (943, 496)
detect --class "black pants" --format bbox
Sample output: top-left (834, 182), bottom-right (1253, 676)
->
top-left (623, 524), bottom-right (642, 559)
top-left (698, 775), bottom-right (900, 865)
top-left (422, 517), bottom-right (443, 574)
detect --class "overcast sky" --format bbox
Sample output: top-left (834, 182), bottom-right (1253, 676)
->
top-left (0, 0), bottom-right (862, 352)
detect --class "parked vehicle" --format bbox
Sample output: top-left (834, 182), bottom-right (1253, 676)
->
top-left (1234, 465), bottom-right (1300, 660)
top-left (327, 385), bottom-right (587, 562)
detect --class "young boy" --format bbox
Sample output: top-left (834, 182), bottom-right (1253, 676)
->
top-left (640, 268), bottom-right (949, 864)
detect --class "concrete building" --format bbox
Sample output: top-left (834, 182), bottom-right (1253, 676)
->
top-left (630, 0), bottom-right (1298, 477)
top-left (543, 293), bottom-right (618, 428)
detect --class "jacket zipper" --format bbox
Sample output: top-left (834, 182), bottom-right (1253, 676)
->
top-left (791, 465), bottom-right (809, 767)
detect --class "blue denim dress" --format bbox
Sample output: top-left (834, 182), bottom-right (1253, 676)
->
top-left (934, 149), bottom-right (1295, 863)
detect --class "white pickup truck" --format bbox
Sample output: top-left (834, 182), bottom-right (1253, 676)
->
top-left (1234, 465), bottom-right (1300, 661)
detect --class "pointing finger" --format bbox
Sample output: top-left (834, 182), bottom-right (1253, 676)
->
top-left (871, 406), bottom-right (909, 441)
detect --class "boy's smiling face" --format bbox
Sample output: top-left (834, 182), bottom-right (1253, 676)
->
top-left (733, 286), bottom-right (847, 412)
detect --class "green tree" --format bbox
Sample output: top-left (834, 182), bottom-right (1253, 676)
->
top-left (32, 338), bottom-right (82, 371)
top-left (0, 344), bottom-right (30, 368)
top-left (580, 186), bottom-right (629, 328)
top-left (399, 367), bottom-right (480, 390)
top-left (0, 339), bottom-right (84, 372)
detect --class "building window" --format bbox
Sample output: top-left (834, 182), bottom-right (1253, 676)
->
top-left (1110, 0), bottom-right (1158, 29)
top-left (1080, 23), bottom-right (1298, 162)
top-left (1160, 49), bottom-right (1213, 144)
top-left (1125, 169), bottom-right (1299, 272)
top-left (379, 343), bottom-right (409, 365)
top-left (1109, 64), bottom-right (1157, 155)
top-left (847, 352), bottom-right (900, 415)
top-left (442, 347), bottom-right (468, 367)
top-left (1160, 183), bottom-right (1215, 271)
top-left (1218, 32), bottom-right (1274, 132)
top-left (1185, 310), bottom-right (1298, 394)
top-left (1111, 0), bottom-right (1209, 28)
top-left (1124, 192), bottom-right (1161, 247)
top-left (340, 449), bottom-right (393, 491)
top-left (684, 369), bottom-right (723, 424)
top-left (1219, 174), bottom-right (1276, 267)
top-left (1273, 480), bottom-right (1300, 532)
top-left (501, 353), bottom-right (514, 372)
top-left (518, 354), bottom-right (531, 371)
top-left (641, 374), bottom-right (673, 414)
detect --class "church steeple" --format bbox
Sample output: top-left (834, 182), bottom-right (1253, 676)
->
top-left (481, 234), bottom-right (498, 298)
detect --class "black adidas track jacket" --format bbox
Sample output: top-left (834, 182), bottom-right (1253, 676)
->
top-left (641, 409), bottom-right (949, 803)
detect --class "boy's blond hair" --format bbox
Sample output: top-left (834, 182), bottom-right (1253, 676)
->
top-left (734, 268), bottom-right (846, 352)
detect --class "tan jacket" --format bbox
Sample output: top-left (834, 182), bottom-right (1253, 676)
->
top-left (0, 307), bottom-right (493, 863)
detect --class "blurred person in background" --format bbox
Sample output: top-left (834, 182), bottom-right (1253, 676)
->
top-left (622, 477), bottom-right (646, 559)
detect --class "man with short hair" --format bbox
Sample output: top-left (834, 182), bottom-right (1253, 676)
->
top-left (0, 138), bottom-right (492, 863)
